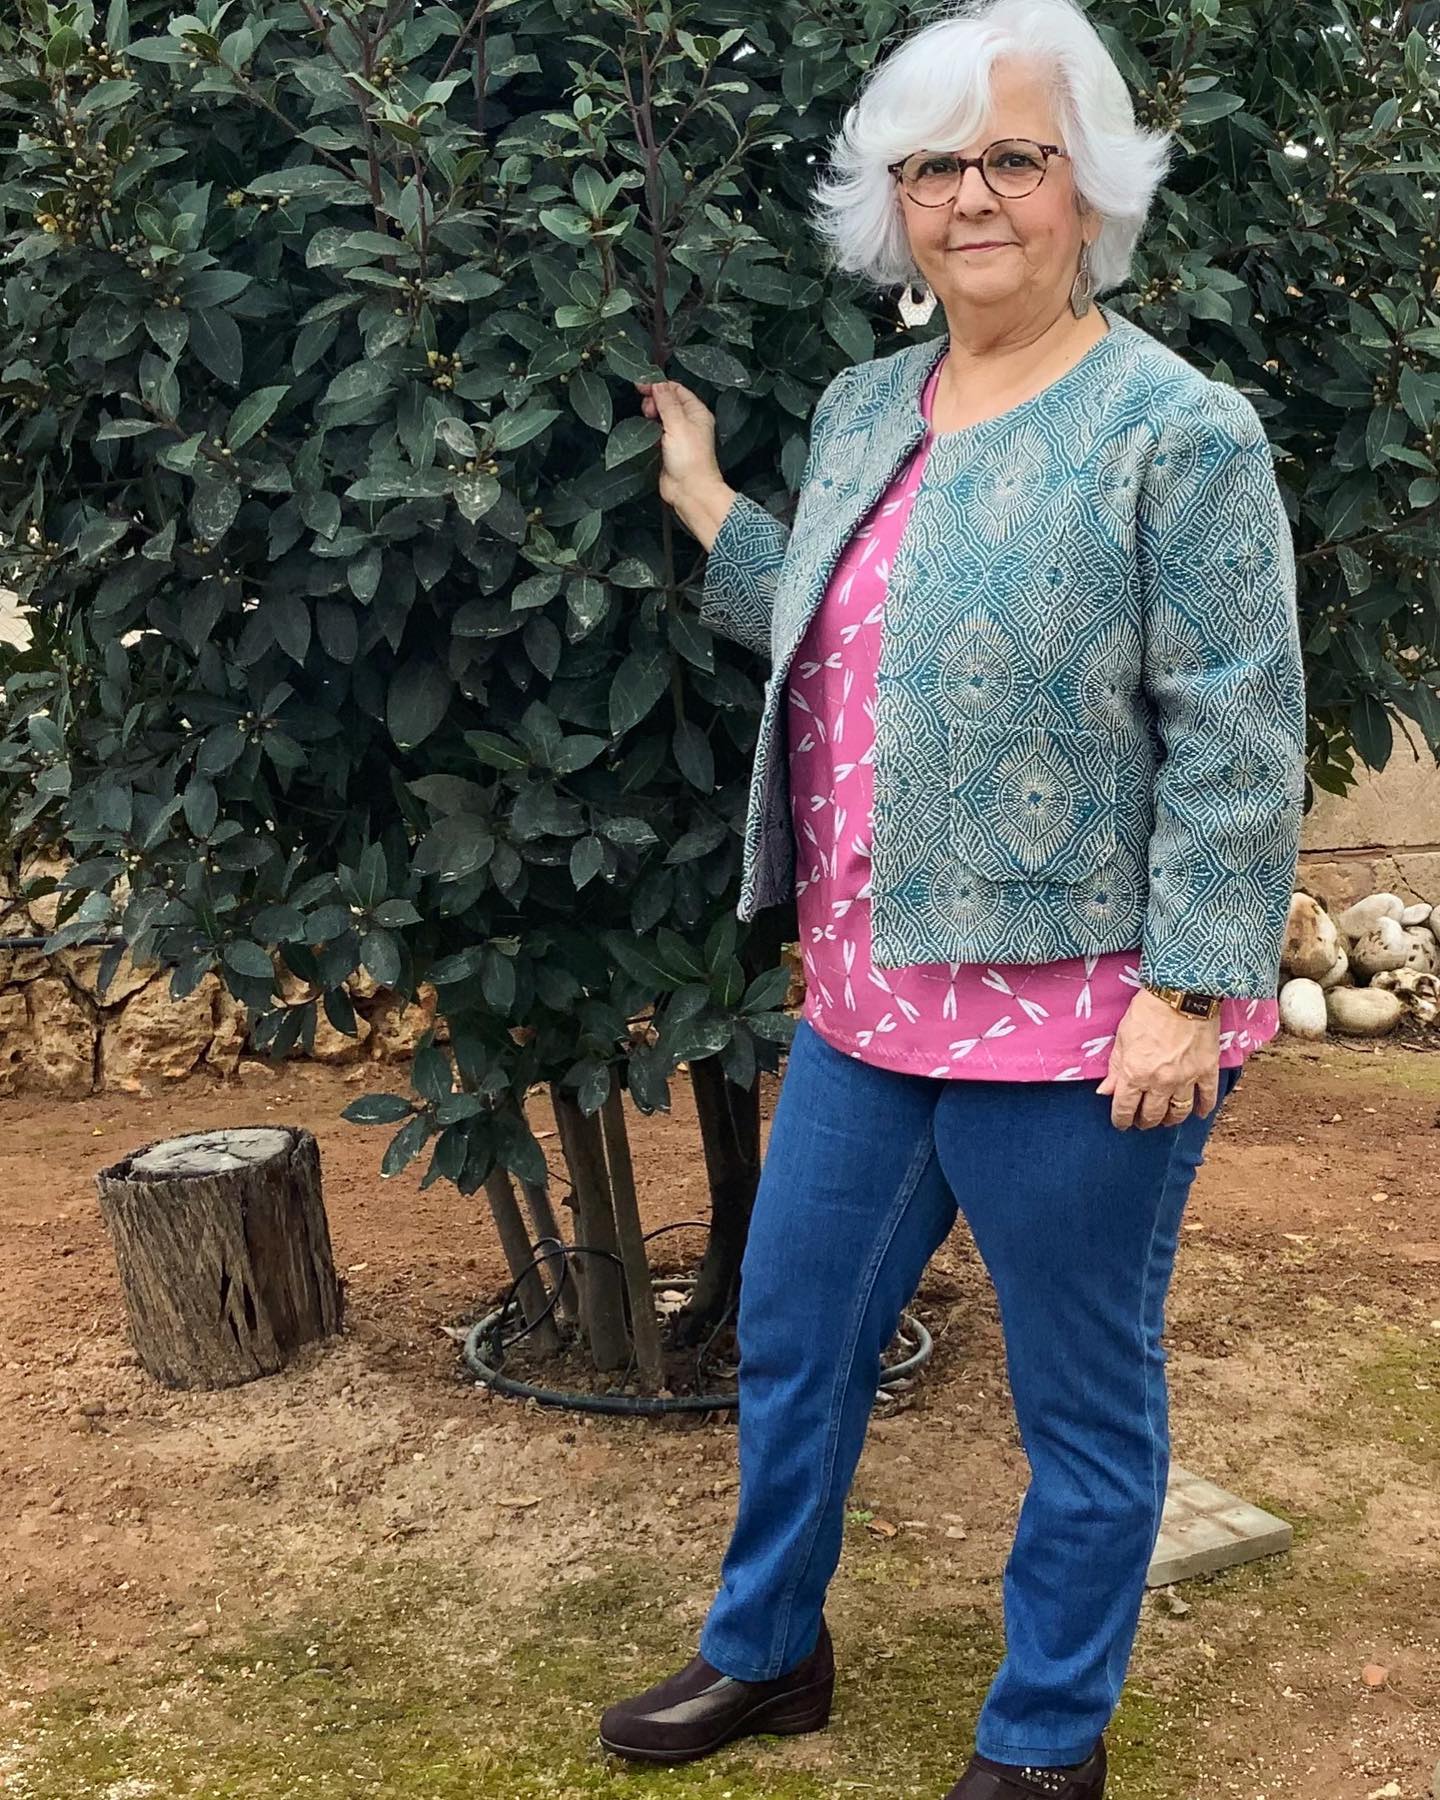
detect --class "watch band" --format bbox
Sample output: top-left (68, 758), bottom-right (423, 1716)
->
top-left (1142, 981), bottom-right (1223, 1020)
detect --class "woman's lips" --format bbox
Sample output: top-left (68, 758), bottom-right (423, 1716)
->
top-left (951, 242), bottom-right (1012, 252)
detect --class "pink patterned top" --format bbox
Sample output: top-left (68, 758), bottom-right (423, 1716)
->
top-left (785, 349), bottom-right (1280, 1081)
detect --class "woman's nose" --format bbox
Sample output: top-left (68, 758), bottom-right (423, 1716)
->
top-left (952, 164), bottom-right (999, 211)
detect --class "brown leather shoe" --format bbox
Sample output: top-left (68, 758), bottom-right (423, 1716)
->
top-left (944, 1736), bottom-right (1106, 1798)
top-left (597, 1617), bottom-right (834, 1764)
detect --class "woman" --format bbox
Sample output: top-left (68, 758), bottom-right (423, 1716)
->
top-left (600, 0), bottom-right (1306, 1793)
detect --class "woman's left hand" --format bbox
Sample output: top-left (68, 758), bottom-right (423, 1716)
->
top-left (1096, 988), bottom-right (1222, 1131)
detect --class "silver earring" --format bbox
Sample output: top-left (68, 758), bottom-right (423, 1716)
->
top-left (1069, 242), bottom-right (1095, 318)
top-left (897, 277), bottom-right (938, 328)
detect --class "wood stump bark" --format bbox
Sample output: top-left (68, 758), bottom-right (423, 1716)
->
top-left (95, 1127), bottom-right (343, 1389)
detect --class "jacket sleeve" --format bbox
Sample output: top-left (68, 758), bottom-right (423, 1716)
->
top-left (1135, 385), bottom-right (1308, 1000)
top-left (697, 367), bottom-right (853, 659)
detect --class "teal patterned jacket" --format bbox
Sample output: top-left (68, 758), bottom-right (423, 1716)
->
top-left (698, 304), bottom-right (1307, 999)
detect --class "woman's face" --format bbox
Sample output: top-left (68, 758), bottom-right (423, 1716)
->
top-left (897, 59), bottom-right (1097, 322)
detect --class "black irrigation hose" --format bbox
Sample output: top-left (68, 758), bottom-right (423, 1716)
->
top-left (461, 1219), bottom-right (934, 1417)
top-left (0, 934), bottom-right (124, 950)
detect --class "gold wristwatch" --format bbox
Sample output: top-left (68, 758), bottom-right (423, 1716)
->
top-left (1141, 982), bottom-right (1222, 1021)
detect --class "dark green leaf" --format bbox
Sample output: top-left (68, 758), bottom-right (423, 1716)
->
top-left (248, 166), bottom-right (358, 199)
top-left (609, 648), bottom-right (669, 736)
top-left (821, 298), bottom-right (873, 364)
top-left (742, 965), bottom-right (792, 1011)
top-left (360, 928), bottom-right (403, 987)
top-left (570, 834), bottom-right (604, 888)
top-left (183, 777), bottom-right (218, 837)
top-left (569, 369), bottom-right (612, 432)
top-left (606, 933), bottom-right (683, 991)
top-left (47, 27), bottom-right (86, 67)
top-left (381, 1113), bottom-right (433, 1177)
top-left (224, 941), bottom-right (275, 981)
top-left (189, 309), bottom-right (244, 386)
top-left (603, 414), bottom-right (662, 470)
top-left (343, 1093), bottom-right (414, 1125)
top-left (413, 816), bottom-right (494, 882)
top-left (1349, 693), bottom-right (1393, 769)
top-left (672, 720), bottom-right (714, 793)
top-left (190, 474), bottom-right (241, 543)
top-left (464, 731), bottom-right (529, 771)
top-left (316, 599), bottom-right (358, 662)
top-left (412, 1043), bottom-right (453, 1103)
top-left (387, 660), bottom-right (453, 749)
top-left (490, 404), bottom-right (562, 452)
top-left (672, 342), bottom-right (751, 389)
top-left (228, 385), bottom-right (289, 449)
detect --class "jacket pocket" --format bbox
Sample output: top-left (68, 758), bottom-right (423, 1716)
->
top-left (947, 719), bottom-right (1118, 884)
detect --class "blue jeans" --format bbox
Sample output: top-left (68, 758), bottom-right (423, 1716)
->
top-left (698, 1016), bottom-right (1243, 1767)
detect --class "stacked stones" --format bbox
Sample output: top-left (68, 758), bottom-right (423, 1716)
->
top-left (0, 858), bottom-right (441, 1096)
top-left (1279, 890), bottom-right (1440, 1039)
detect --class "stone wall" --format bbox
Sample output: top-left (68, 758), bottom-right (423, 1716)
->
top-left (0, 859), bottom-right (440, 1097)
top-left (1297, 718), bottom-right (1440, 913)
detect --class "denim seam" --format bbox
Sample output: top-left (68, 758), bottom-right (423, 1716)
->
top-left (1140, 1123), bottom-right (1188, 1555)
top-left (760, 1122), bottom-right (940, 1676)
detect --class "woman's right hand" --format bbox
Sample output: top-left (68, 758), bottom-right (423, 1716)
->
top-left (634, 378), bottom-right (736, 551)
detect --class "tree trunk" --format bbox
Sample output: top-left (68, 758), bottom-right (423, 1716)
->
top-left (601, 1074), bottom-right (666, 1389)
top-left (550, 1084), bottom-right (631, 1371)
top-left (482, 1165), bottom-right (563, 1354)
top-left (95, 1127), bottom-right (342, 1390)
top-left (680, 1055), bottom-right (761, 1348)
top-left (518, 1175), bottom-right (581, 1327)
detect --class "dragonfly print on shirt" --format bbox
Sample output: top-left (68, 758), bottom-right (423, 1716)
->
top-left (784, 350), bottom-right (1281, 1082)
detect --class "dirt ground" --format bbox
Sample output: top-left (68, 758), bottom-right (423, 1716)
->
top-left (1, 1036), bottom-right (1437, 1799)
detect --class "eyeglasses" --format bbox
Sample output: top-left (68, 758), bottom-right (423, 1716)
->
top-left (887, 139), bottom-right (1070, 206)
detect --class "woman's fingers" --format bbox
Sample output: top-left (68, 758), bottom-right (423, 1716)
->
top-left (635, 378), bottom-right (706, 418)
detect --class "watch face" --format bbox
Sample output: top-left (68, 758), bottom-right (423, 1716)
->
top-left (1179, 992), bottom-right (1216, 1017)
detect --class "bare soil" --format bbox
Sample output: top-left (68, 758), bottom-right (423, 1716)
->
top-left (1, 1036), bottom-right (1437, 1799)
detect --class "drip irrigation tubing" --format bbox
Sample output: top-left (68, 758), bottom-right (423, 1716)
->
top-left (461, 1219), bottom-right (933, 1417)
top-left (0, 933), bottom-right (123, 950)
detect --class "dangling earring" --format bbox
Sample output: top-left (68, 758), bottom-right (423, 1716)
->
top-left (897, 277), bottom-right (938, 329)
top-left (1069, 242), bottom-right (1095, 318)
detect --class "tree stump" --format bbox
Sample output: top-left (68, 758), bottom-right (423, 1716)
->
top-left (95, 1127), bottom-right (343, 1389)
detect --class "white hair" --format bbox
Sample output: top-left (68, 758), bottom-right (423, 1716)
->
top-left (806, 0), bottom-right (1174, 297)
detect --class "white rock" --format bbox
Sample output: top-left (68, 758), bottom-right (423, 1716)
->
top-left (1430, 903), bottom-right (1440, 940)
top-left (1325, 986), bottom-right (1405, 1037)
top-left (1348, 916), bottom-right (1411, 979)
top-left (1335, 892), bottom-right (1406, 939)
top-left (1372, 969), bottom-right (1440, 1026)
top-left (1280, 894), bottom-right (1340, 980)
top-left (1401, 926), bottom-right (1439, 975)
top-left (1318, 949), bottom-right (1351, 991)
top-left (1401, 902), bottom-right (1433, 926)
top-left (1279, 978), bottom-right (1328, 1039)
